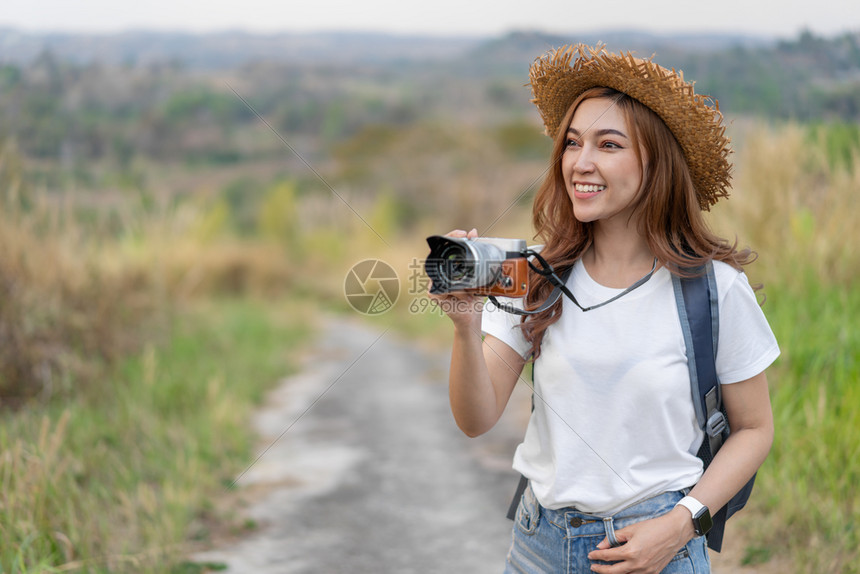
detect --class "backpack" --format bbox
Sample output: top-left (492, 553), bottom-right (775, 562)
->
top-left (505, 261), bottom-right (754, 552)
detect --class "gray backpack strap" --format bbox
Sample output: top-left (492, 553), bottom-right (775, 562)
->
top-left (672, 262), bottom-right (727, 457)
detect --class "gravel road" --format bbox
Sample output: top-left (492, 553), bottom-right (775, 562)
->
top-left (192, 316), bottom-right (531, 574)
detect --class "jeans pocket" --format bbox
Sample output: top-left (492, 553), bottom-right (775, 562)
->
top-left (653, 546), bottom-right (693, 574)
top-left (515, 484), bottom-right (540, 535)
top-left (662, 537), bottom-right (710, 574)
top-left (669, 546), bottom-right (690, 563)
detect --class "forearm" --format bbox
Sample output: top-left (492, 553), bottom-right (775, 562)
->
top-left (689, 371), bottom-right (774, 515)
top-left (688, 421), bottom-right (774, 514)
top-left (448, 324), bottom-right (505, 437)
top-left (657, 422), bottom-right (773, 552)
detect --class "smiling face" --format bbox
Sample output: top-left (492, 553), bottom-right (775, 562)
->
top-left (560, 97), bottom-right (646, 229)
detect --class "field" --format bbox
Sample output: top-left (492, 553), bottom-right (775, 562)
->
top-left (1, 33), bottom-right (859, 572)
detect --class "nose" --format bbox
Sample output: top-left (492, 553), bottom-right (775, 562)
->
top-left (573, 144), bottom-right (595, 174)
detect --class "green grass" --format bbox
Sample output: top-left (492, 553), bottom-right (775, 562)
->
top-left (742, 277), bottom-right (859, 572)
top-left (0, 298), bottom-right (313, 573)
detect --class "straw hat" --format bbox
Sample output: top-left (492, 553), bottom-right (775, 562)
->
top-left (529, 43), bottom-right (731, 210)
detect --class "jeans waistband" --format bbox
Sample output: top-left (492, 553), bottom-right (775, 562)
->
top-left (529, 486), bottom-right (690, 541)
top-left (540, 487), bottom-right (691, 520)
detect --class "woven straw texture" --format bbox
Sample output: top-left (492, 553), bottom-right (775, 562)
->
top-left (529, 44), bottom-right (732, 210)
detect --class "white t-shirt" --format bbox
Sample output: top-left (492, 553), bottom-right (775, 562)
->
top-left (482, 260), bottom-right (780, 514)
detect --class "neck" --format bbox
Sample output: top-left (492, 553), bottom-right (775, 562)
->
top-left (584, 222), bottom-right (655, 288)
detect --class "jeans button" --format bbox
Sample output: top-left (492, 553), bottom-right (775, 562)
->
top-left (569, 517), bottom-right (583, 528)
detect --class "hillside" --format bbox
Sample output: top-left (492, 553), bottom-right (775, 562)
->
top-left (1, 27), bottom-right (858, 172)
top-left (0, 27), bottom-right (772, 68)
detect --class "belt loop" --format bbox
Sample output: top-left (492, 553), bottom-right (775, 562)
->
top-left (603, 517), bottom-right (621, 547)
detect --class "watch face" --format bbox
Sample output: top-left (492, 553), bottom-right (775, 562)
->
top-left (694, 507), bottom-right (713, 535)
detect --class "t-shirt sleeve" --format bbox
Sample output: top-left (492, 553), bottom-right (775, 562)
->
top-left (715, 269), bottom-right (781, 384)
top-left (481, 297), bottom-right (531, 359)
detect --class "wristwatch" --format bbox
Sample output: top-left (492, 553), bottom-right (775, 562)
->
top-left (675, 496), bottom-right (713, 536)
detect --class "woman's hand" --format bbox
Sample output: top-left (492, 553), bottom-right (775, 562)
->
top-left (427, 228), bottom-right (485, 333)
top-left (587, 507), bottom-right (695, 573)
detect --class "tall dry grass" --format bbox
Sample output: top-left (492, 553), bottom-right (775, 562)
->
top-left (0, 142), bottom-right (164, 405)
top-left (711, 122), bottom-right (858, 287)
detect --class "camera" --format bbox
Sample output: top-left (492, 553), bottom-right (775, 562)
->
top-left (425, 236), bottom-right (529, 297)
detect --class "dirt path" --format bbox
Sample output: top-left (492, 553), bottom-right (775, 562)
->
top-left (192, 316), bottom-right (531, 573)
top-left (192, 316), bottom-right (776, 573)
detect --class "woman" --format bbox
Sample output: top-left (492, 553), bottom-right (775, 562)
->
top-left (430, 44), bottom-right (779, 573)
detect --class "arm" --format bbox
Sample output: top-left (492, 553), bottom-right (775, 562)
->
top-left (588, 371), bottom-right (773, 573)
top-left (429, 229), bottom-right (526, 438)
top-left (449, 328), bottom-right (525, 437)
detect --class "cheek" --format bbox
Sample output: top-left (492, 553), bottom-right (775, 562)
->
top-left (560, 152), bottom-right (575, 180)
top-left (620, 157), bottom-right (644, 189)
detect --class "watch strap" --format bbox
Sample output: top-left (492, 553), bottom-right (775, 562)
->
top-left (676, 496), bottom-right (705, 517)
top-left (676, 495), bottom-right (711, 536)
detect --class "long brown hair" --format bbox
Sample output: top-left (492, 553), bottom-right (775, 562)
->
top-left (522, 87), bottom-right (754, 359)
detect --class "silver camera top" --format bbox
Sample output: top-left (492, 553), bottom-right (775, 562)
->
top-left (470, 237), bottom-right (527, 254)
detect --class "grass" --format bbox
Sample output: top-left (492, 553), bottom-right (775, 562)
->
top-left (0, 298), bottom-right (313, 573)
top-left (707, 122), bottom-right (860, 572)
top-left (740, 278), bottom-right (860, 572)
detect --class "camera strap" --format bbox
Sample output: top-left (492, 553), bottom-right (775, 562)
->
top-left (488, 252), bottom-right (658, 316)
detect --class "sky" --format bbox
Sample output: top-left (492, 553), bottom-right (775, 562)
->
top-left (2, 0), bottom-right (858, 38)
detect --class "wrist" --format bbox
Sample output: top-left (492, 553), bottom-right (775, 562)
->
top-left (452, 313), bottom-right (483, 336)
top-left (675, 495), bottom-right (713, 537)
top-left (670, 505), bottom-right (698, 542)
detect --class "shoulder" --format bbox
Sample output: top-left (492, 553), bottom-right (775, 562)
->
top-left (710, 259), bottom-right (742, 283)
top-left (482, 297), bottom-right (530, 358)
top-left (710, 260), bottom-right (752, 304)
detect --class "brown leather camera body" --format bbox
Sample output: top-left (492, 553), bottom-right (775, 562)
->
top-left (465, 257), bottom-right (528, 298)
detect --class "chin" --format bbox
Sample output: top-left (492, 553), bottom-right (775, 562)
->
top-left (570, 205), bottom-right (598, 224)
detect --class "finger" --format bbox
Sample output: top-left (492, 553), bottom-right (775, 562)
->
top-left (595, 536), bottom-right (611, 550)
top-left (589, 525), bottom-right (634, 560)
top-left (587, 548), bottom-right (618, 563)
top-left (609, 525), bottom-right (633, 545)
top-left (467, 228), bottom-right (478, 238)
top-left (446, 229), bottom-right (468, 238)
top-left (589, 560), bottom-right (623, 574)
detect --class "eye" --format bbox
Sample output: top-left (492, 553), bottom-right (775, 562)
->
top-left (601, 140), bottom-right (623, 149)
top-left (565, 138), bottom-right (581, 149)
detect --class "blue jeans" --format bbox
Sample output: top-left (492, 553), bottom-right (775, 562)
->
top-left (504, 485), bottom-right (711, 573)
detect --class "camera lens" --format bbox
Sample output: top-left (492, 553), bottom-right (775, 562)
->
top-left (438, 244), bottom-right (473, 283)
top-left (425, 235), bottom-right (506, 294)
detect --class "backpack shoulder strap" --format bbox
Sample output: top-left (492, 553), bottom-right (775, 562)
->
top-left (671, 262), bottom-right (726, 453)
top-left (672, 261), bottom-right (734, 552)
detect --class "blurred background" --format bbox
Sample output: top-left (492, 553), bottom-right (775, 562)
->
top-left (0, 1), bottom-right (857, 572)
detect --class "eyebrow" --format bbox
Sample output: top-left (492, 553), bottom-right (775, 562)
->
top-left (567, 127), bottom-right (630, 139)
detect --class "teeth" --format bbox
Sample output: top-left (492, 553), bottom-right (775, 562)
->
top-left (574, 184), bottom-right (606, 193)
